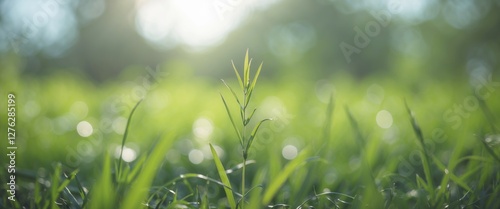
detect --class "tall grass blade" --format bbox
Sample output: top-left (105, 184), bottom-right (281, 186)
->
top-left (118, 99), bottom-right (143, 180)
top-left (231, 60), bottom-right (244, 89)
top-left (475, 93), bottom-right (498, 133)
top-left (222, 79), bottom-right (241, 106)
top-left (243, 49), bottom-right (250, 87)
top-left (88, 153), bottom-right (115, 209)
top-left (121, 133), bottom-right (175, 209)
top-left (245, 118), bottom-right (271, 156)
top-left (344, 106), bottom-right (364, 146)
top-left (210, 144), bottom-right (237, 209)
top-left (249, 62), bottom-right (264, 93)
top-left (220, 94), bottom-right (243, 147)
top-left (49, 163), bottom-right (62, 209)
top-left (262, 148), bottom-right (310, 206)
top-left (404, 101), bottom-right (435, 197)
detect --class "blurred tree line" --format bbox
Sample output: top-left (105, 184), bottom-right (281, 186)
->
top-left (0, 0), bottom-right (499, 82)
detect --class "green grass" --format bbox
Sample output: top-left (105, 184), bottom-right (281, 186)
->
top-left (1, 51), bottom-right (500, 208)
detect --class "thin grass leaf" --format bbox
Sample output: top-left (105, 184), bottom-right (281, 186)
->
top-left (249, 62), bottom-right (264, 93)
top-left (405, 101), bottom-right (435, 196)
top-left (404, 100), bottom-right (425, 146)
top-left (222, 79), bottom-right (241, 106)
top-left (121, 133), bottom-right (175, 209)
top-left (415, 174), bottom-right (429, 191)
top-left (244, 108), bottom-right (257, 126)
top-left (432, 155), bottom-right (472, 191)
top-left (344, 106), bottom-right (364, 146)
top-left (118, 99), bottom-right (143, 180)
top-left (57, 169), bottom-right (79, 192)
top-left (297, 192), bottom-right (355, 209)
top-left (262, 148), bottom-right (310, 205)
top-left (88, 153), bottom-right (115, 209)
top-left (245, 118), bottom-right (272, 156)
top-left (475, 92), bottom-right (498, 133)
top-left (62, 186), bottom-right (81, 209)
top-left (210, 144), bottom-right (237, 209)
top-left (50, 163), bottom-right (62, 209)
top-left (243, 49), bottom-right (250, 88)
top-left (126, 155), bottom-right (147, 183)
top-left (220, 94), bottom-right (243, 147)
top-left (74, 175), bottom-right (87, 203)
top-left (231, 60), bottom-right (244, 89)
top-left (244, 88), bottom-right (254, 109)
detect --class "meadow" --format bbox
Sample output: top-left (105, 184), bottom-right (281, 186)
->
top-left (1, 51), bottom-right (499, 209)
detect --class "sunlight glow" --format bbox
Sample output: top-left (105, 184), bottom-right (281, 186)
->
top-left (193, 117), bottom-right (214, 140)
top-left (282, 145), bottom-right (298, 160)
top-left (76, 121), bottom-right (93, 137)
top-left (188, 149), bottom-right (204, 164)
top-left (114, 146), bottom-right (138, 162)
top-left (135, 0), bottom-right (280, 50)
top-left (376, 110), bottom-right (393, 129)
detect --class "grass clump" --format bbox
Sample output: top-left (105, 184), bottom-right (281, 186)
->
top-left (214, 49), bottom-right (271, 209)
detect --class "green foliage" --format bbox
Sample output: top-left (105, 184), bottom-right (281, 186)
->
top-left (210, 144), bottom-right (236, 209)
top-left (0, 53), bottom-right (499, 209)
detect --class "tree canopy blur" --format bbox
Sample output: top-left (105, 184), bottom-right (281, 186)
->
top-left (1, 0), bottom-right (498, 81)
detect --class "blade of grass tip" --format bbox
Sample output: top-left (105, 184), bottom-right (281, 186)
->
top-left (404, 100), bottom-right (435, 196)
top-left (210, 144), bottom-right (237, 209)
top-left (231, 60), bottom-right (244, 89)
top-left (118, 99), bottom-right (143, 179)
top-left (344, 106), bottom-right (364, 147)
top-left (262, 148), bottom-right (311, 206)
top-left (319, 93), bottom-right (334, 154)
top-left (245, 118), bottom-right (272, 156)
top-left (404, 100), bottom-right (425, 147)
top-left (243, 49), bottom-right (249, 88)
top-left (244, 108), bottom-right (257, 125)
top-left (220, 94), bottom-right (243, 147)
top-left (222, 79), bottom-right (242, 107)
top-left (249, 62), bottom-right (263, 93)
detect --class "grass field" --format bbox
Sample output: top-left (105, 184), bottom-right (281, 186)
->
top-left (1, 53), bottom-right (500, 208)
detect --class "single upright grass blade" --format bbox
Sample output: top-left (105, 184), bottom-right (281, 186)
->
top-left (243, 49), bottom-right (250, 87)
top-left (249, 62), bottom-right (264, 93)
top-left (210, 144), bottom-right (237, 209)
top-left (118, 99), bottom-right (143, 180)
top-left (231, 60), bottom-right (244, 89)
top-left (220, 94), bottom-right (243, 147)
top-left (404, 100), bottom-right (435, 197)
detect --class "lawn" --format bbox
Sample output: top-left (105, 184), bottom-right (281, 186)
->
top-left (1, 51), bottom-right (500, 208)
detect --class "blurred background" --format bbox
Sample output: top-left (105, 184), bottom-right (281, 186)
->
top-left (1, 0), bottom-right (500, 197)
